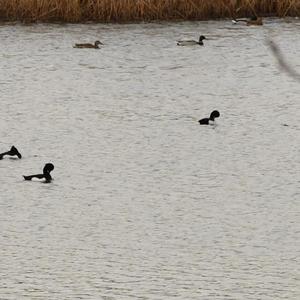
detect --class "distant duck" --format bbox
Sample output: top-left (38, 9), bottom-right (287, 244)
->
top-left (177, 35), bottom-right (206, 46)
top-left (73, 40), bottom-right (103, 49)
top-left (0, 146), bottom-right (22, 160)
top-left (198, 110), bottom-right (220, 125)
top-left (247, 17), bottom-right (263, 26)
top-left (232, 16), bottom-right (263, 26)
top-left (23, 163), bottom-right (54, 183)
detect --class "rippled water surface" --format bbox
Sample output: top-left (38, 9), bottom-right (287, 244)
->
top-left (0, 19), bottom-right (300, 299)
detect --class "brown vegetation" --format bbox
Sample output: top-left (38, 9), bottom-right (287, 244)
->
top-left (0, 0), bottom-right (300, 23)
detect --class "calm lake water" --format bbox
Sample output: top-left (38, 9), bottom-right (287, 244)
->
top-left (0, 19), bottom-right (299, 299)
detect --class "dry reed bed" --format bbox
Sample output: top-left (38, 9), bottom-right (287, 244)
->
top-left (0, 0), bottom-right (300, 22)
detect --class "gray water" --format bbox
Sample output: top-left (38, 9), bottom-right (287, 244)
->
top-left (0, 19), bottom-right (299, 299)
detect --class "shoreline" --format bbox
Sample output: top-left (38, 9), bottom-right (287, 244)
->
top-left (0, 0), bottom-right (300, 23)
top-left (0, 15), bottom-right (298, 25)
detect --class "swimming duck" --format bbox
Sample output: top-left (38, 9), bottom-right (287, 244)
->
top-left (23, 163), bottom-right (54, 183)
top-left (198, 110), bottom-right (220, 125)
top-left (177, 35), bottom-right (206, 46)
top-left (0, 146), bottom-right (22, 160)
top-left (73, 40), bottom-right (103, 49)
top-left (232, 16), bottom-right (263, 26)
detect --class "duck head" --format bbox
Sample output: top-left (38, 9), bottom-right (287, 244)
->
top-left (10, 146), bottom-right (22, 159)
top-left (43, 163), bottom-right (54, 174)
top-left (95, 40), bottom-right (103, 47)
top-left (199, 35), bottom-right (206, 42)
top-left (209, 110), bottom-right (220, 121)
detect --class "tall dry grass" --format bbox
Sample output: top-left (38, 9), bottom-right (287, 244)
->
top-left (0, 0), bottom-right (300, 22)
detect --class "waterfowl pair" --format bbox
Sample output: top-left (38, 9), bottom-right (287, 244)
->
top-left (232, 16), bottom-right (263, 26)
top-left (199, 110), bottom-right (220, 125)
top-left (23, 163), bottom-right (54, 183)
top-left (0, 146), bottom-right (22, 160)
top-left (73, 40), bottom-right (103, 49)
top-left (177, 35), bottom-right (206, 46)
top-left (1, 146), bottom-right (54, 183)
